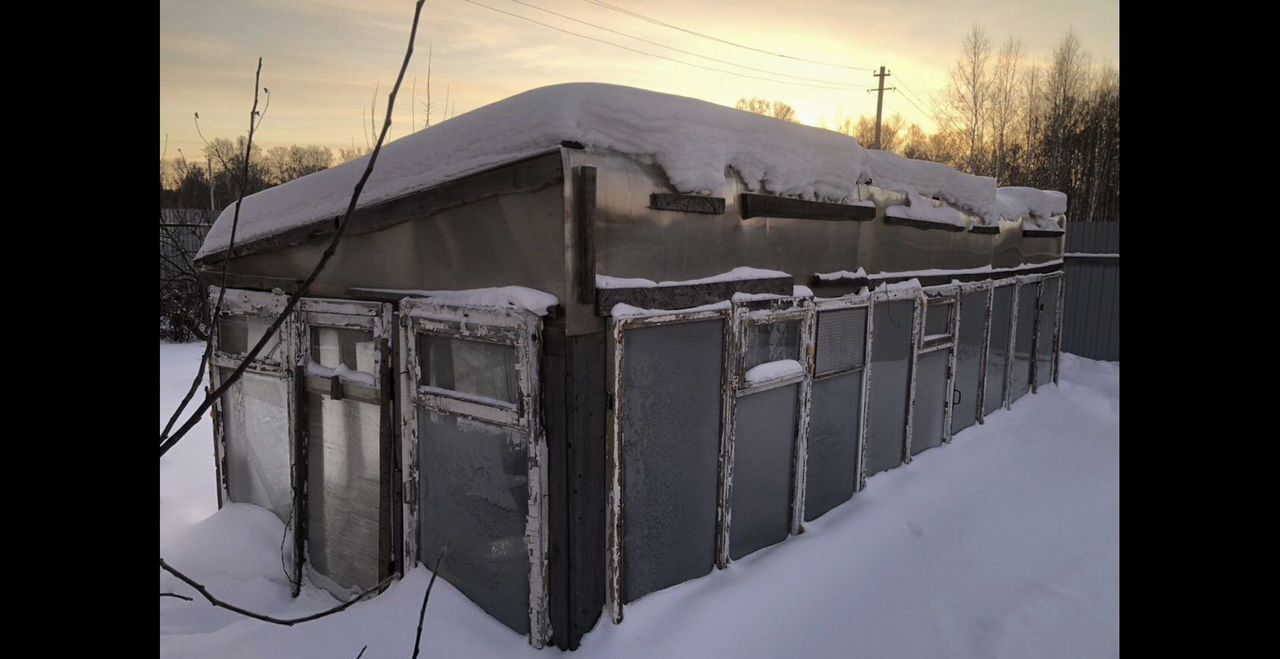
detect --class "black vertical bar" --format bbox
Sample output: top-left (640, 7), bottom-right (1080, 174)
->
top-left (540, 317), bottom-right (571, 649)
top-left (577, 166), bottom-right (597, 305)
top-left (567, 332), bottom-right (607, 648)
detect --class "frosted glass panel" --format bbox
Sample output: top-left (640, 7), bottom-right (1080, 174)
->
top-left (1035, 279), bottom-right (1059, 387)
top-left (218, 315), bottom-right (282, 361)
top-left (1011, 284), bottom-right (1037, 402)
top-left (866, 300), bottom-right (913, 477)
top-left (730, 383), bottom-right (798, 560)
top-left (745, 320), bottom-right (800, 370)
top-left (307, 393), bottom-right (383, 593)
top-left (220, 368), bottom-right (292, 524)
top-left (951, 291), bottom-right (986, 434)
top-left (816, 308), bottom-right (866, 375)
top-left (804, 370), bottom-right (862, 521)
top-left (984, 287), bottom-right (1013, 415)
top-left (621, 320), bottom-right (723, 603)
top-left (911, 350), bottom-right (948, 456)
top-left (418, 410), bottom-right (529, 634)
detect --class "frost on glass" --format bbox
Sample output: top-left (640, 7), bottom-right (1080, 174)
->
top-left (418, 410), bottom-right (530, 634)
top-left (1011, 284), bottom-right (1038, 402)
top-left (910, 350), bottom-right (948, 456)
top-left (307, 392), bottom-right (383, 593)
top-left (729, 383), bottom-right (797, 560)
top-left (866, 300), bottom-right (913, 477)
top-left (984, 287), bottom-right (1013, 416)
top-left (621, 320), bottom-right (722, 603)
top-left (418, 334), bottom-right (518, 404)
top-left (745, 320), bottom-right (800, 370)
top-left (311, 327), bottom-right (376, 374)
top-left (218, 315), bottom-right (282, 361)
top-left (804, 371), bottom-right (862, 521)
top-left (1035, 278), bottom-right (1059, 387)
top-left (219, 368), bottom-right (292, 524)
top-left (815, 308), bottom-right (866, 375)
top-left (951, 291), bottom-right (986, 434)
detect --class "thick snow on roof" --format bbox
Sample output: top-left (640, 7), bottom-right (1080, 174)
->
top-left (199, 83), bottom-right (1064, 259)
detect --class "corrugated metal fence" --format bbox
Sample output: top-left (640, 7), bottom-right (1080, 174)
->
top-left (159, 209), bottom-right (216, 280)
top-left (1061, 222), bottom-right (1119, 362)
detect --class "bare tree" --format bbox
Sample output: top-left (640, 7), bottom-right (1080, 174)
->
top-left (839, 114), bottom-right (906, 153)
top-left (735, 97), bottom-right (798, 122)
top-left (946, 24), bottom-right (993, 173)
top-left (988, 37), bottom-right (1023, 181)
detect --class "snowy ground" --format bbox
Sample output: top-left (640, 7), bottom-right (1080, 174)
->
top-left (160, 342), bottom-right (1118, 658)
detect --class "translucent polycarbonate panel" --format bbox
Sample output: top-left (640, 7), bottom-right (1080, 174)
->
top-left (815, 308), bottom-right (867, 375)
top-left (218, 315), bottom-right (282, 361)
top-left (307, 392), bottom-right (383, 593)
top-left (923, 300), bottom-right (953, 339)
top-left (1036, 279), bottom-right (1060, 387)
top-left (621, 320), bottom-right (723, 603)
top-left (418, 410), bottom-right (530, 634)
top-left (1011, 284), bottom-right (1038, 402)
top-left (219, 368), bottom-right (292, 524)
top-left (804, 370), bottom-right (862, 521)
top-left (984, 287), bottom-right (1013, 416)
top-left (866, 300), bottom-right (914, 477)
top-left (910, 350), bottom-right (949, 456)
top-left (951, 291), bottom-right (986, 434)
top-left (729, 383), bottom-right (798, 560)
top-left (311, 327), bottom-right (376, 375)
top-left (745, 320), bottom-right (801, 370)
top-left (418, 334), bottom-right (518, 404)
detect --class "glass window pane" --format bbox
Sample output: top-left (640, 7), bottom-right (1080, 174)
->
top-left (952, 291), bottom-right (986, 434)
top-left (1011, 284), bottom-right (1037, 401)
top-left (804, 370), bottom-right (862, 521)
top-left (911, 349), bottom-right (949, 456)
top-left (307, 393), bottom-right (384, 593)
top-left (311, 326), bottom-right (376, 374)
top-left (984, 286), bottom-right (1013, 415)
top-left (621, 320), bottom-right (723, 603)
top-left (923, 301), bottom-right (952, 339)
top-left (745, 320), bottom-right (800, 370)
top-left (219, 368), bottom-right (292, 524)
top-left (816, 308), bottom-right (866, 375)
top-left (730, 383), bottom-right (798, 560)
top-left (418, 334), bottom-right (518, 404)
top-left (866, 300), bottom-right (914, 477)
top-left (218, 315), bottom-right (282, 361)
top-left (418, 410), bottom-right (529, 634)
top-left (1035, 279), bottom-right (1059, 387)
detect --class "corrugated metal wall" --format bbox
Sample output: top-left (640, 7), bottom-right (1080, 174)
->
top-left (1062, 223), bottom-right (1119, 362)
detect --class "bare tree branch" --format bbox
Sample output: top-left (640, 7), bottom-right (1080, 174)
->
top-left (411, 547), bottom-right (448, 659)
top-left (160, 58), bottom-right (263, 443)
top-left (160, 0), bottom-right (427, 456)
top-left (160, 592), bottom-right (194, 602)
top-left (160, 557), bottom-right (392, 627)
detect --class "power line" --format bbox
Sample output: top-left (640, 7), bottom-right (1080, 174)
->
top-left (583, 0), bottom-right (875, 72)
top-left (461, 0), bottom-right (858, 90)
top-left (506, 0), bottom-right (866, 88)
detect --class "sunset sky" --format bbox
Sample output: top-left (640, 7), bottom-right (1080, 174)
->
top-left (159, 0), bottom-right (1119, 159)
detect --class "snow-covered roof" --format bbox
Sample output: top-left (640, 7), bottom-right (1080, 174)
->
top-left (198, 83), bottom-right (1065, 260)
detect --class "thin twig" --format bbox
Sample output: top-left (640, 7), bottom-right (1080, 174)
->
top-left (159, 58), bottom-right (263, 444)
top-left (160, 557), bottom-right (392, 626)
top-left (355, 646), bottom-right (367, 659)
top-left (160, 592), bottom-right (194, 602)
top-left (160, 0), bottom-right (428, 457)
top-left (411, 546), bottom-right (448, 659)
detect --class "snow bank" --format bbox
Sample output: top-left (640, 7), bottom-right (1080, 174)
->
top-left (199, 83), bottom-right (1065, 258)
top-left (359, 286), bottom-right (558, 316)
top-left (886, 191), bottom-right (970, 227)
top-left (744, 359), bottom-right (805, 385)
top-left (596, 266), bottom-right (790, 289)
top-left (160, 344), bottom-right (1118, 659)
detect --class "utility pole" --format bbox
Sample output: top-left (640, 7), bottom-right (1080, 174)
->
top-left (867, 66), bottom-right (895, 150)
